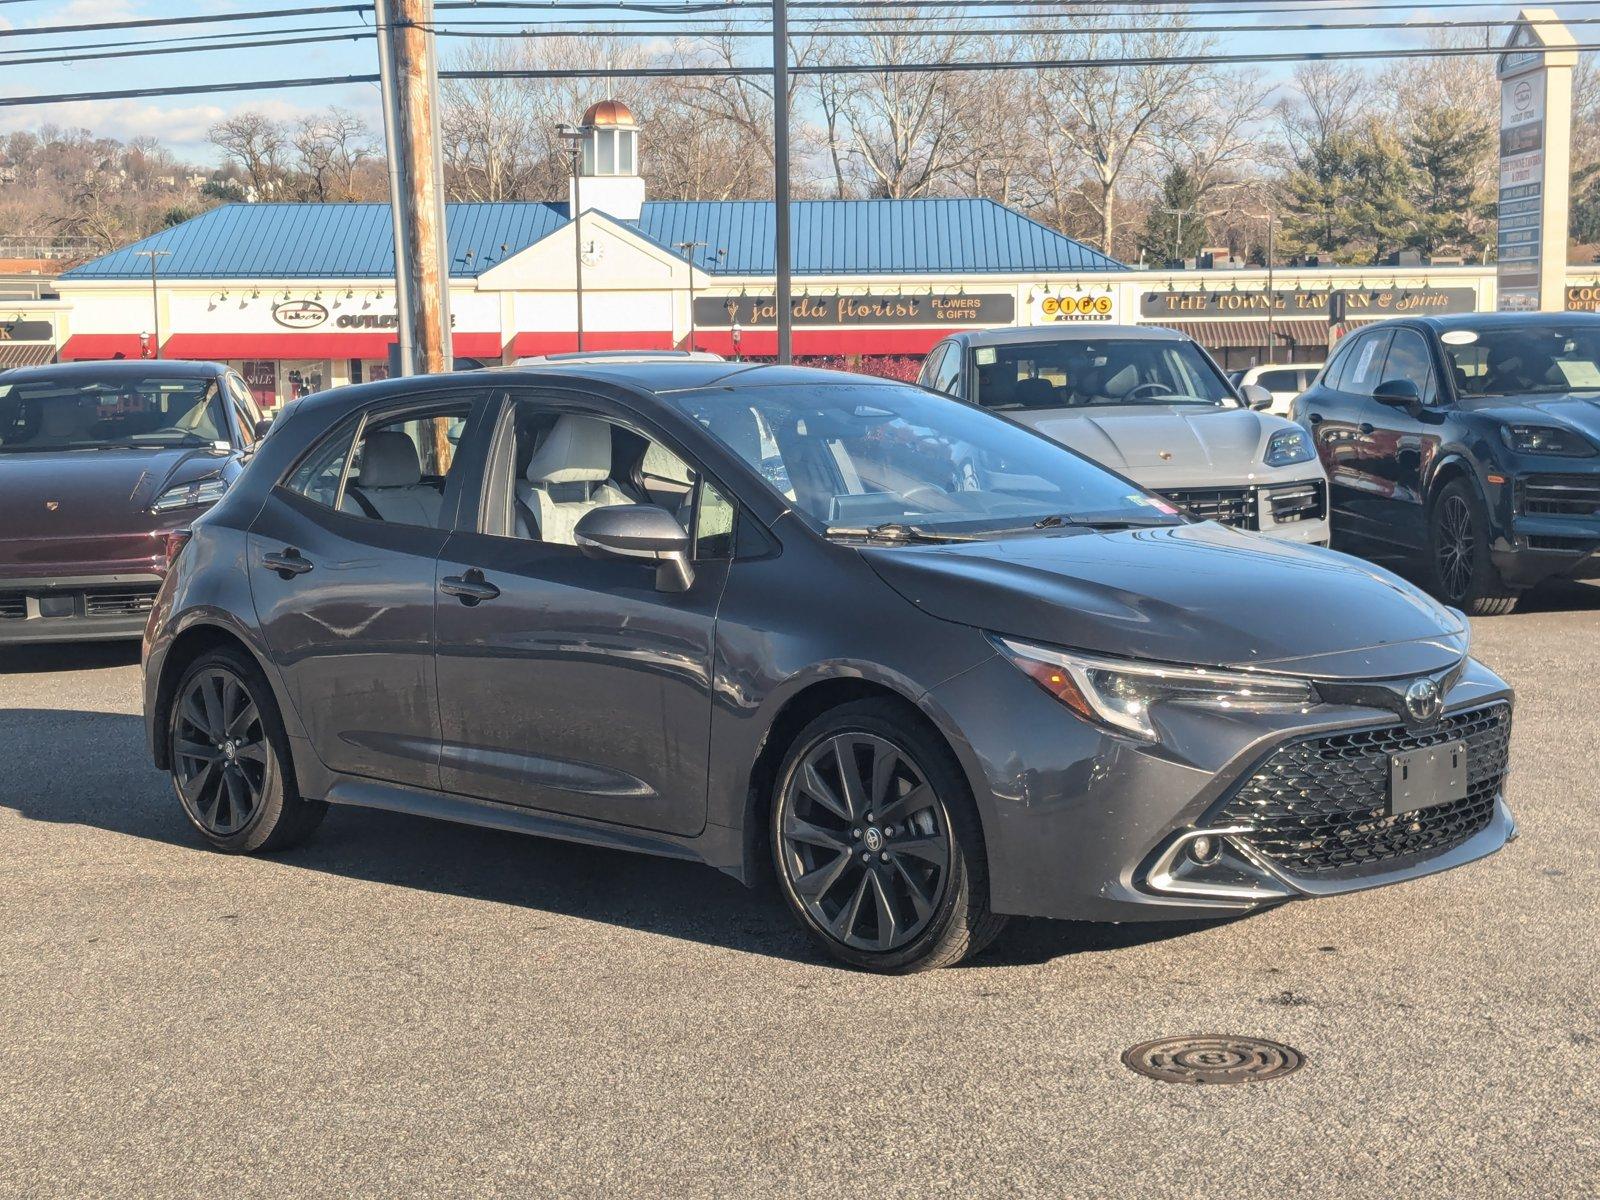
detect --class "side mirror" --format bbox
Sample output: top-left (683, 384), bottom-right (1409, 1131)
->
top-left (253, 417), bottom-right (274, 439)
top-left (1372, 378), bottom-right (1424, 410)
top-left (573, 504), bottom-right (695, 593)
top-left (1240, 383), bottom-right (1273, 411)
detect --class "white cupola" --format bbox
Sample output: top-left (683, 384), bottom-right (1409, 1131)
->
top-left (570, 99), bottom-right (645, 221)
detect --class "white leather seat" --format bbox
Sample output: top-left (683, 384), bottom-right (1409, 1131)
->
top-left (517, 414), bottom-right (630, 545)
top-left (342, 430), bottom-right (444, 526)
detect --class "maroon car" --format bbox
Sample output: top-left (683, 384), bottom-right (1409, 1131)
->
top-left (0, 359), bottom-right (267, 643)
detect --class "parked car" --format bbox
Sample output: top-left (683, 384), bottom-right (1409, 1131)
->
top-left (1233, 361), bottom-right (1324, 416)
top-left (0, 359), bottom-right (268, 644)
top-left (143, 362), bottom-right (1514, 972)
top-left (919, 326), bottom-right (1330, 545)
top-left (1292, 312), bottom-right (1600, 614)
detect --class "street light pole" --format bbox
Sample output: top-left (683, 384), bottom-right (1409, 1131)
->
top-left (558, 123), bottom-right (585, 353)
top-left (772, 0), bottom-right (793, 364)
top-left (135, 249), bottom-right (169, 358)
top-left (674, 240), bottom-right (706, 351)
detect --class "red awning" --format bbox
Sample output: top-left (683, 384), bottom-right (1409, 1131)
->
top-left (690, 328), bottom-right (949, 357)
top-left (162, 332), bottom-right (504, 361)
top-left (511, 331), bottom-right (674, 357)
top-left (59, 334), bottom-right (145, 361)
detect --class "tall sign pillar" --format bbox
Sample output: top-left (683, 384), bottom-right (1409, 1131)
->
top-left (1496, 9), bottom-right (1577, 312)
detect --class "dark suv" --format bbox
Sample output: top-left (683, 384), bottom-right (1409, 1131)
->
top-left (0, 360), bottom-right (268, 643)
top-left (1293, 313), bottom-right (1600, 613)
top-left (143, 362), bottom-right (1513, 972)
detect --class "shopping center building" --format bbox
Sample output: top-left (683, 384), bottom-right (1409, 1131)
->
top-left (39, 100), bottom-right (1600, 405)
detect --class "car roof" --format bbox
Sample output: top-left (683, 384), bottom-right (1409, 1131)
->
top-left (0, 358), bottom-right (225, 385)
top-left (287, 360), bottom-right (914, 422)
top-left (954, 323), bottom-right (1193, 348)
top-left (1408, 312), bottom-right (1600, 331)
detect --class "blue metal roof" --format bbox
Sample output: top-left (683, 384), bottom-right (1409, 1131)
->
top-left (62, 202), bottom-right (567, 280)
top-left (64, 198), bottom-right (1123, 280)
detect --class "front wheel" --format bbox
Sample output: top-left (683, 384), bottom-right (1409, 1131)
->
top-left (770, 700), bottom-right (1006, 973)
top-left (168, 648), bottom-right (326, 853)
top-left (1428, 480), bottom-right (1520, 616)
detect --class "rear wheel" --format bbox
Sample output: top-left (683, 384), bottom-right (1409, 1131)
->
top-left (1429, 479), bottom-right (1519, 616)
top-left (770, 700), bottom-right (1005, 972)
top-left (168, 648), bottom-right (326, 853)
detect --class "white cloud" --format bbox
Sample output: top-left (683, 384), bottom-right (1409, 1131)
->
top-left (37, 0), bottom-right (137, 25)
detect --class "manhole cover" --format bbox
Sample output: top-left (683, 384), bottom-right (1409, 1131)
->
top-left (1121, 1035), bottom-right (1305, 1085)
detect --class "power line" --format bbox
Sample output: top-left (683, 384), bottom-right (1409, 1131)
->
top-left (0, 4), bottom-right (370, 40)
top-left (0, 31), bottom-right (375, 68)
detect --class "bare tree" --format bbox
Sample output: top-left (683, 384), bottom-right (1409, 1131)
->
top-left (1277, 62), bottom-right (1366, 160)
top-left (208, 112), bottom-right (286, 200)
top-left (293, 108), bottom-right (377, 202)
top-left (1028, 15), bottom-right (1220, 256)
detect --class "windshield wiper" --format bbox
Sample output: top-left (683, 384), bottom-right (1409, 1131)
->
top-left (825, 521), bottom-right (981, 544)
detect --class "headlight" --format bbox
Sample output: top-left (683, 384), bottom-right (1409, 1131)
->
top-left (995, 636), bottom-right (1319, 741)
top-left (151, 477), bottom-right (229, 513)
top-left (1264, 427), bottom-right (1315, 467)
top-left (1499, 423), bottom-right (1597, 457)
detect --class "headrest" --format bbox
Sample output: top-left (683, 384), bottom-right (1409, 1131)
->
top-left (40, 399), bottom-right (96, 439)
top-left (358, 430), bottom-right (422, 488)
top-left (526, 413), bottom-right (612, 485)
top-left (1014, 377), bottom-right (1056, 406)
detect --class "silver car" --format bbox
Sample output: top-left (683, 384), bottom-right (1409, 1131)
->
top-left (921, 326), bottom-right (1331, 545)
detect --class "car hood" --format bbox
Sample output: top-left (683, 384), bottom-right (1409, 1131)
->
top-left (1008, 405), bottom-right (1299, 483)
top-left (862, 522), bottom-right (1468, 680)
top-left (1464, 393), bottom-right (1600, 444)
top-left (0, 445), bottom-right (228, 538)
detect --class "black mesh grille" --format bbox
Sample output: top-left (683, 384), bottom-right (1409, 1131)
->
top-left (1520, 475), bottom-right (1600, 517)
top-left (1215, 703), bottom-right (1511, 877)
top-left (1264, 479), bottom-right (1327, 524)
top-left (1160, 487), bottom-right (1256, 529)
top-left (0, 594), bottom-right (25, 620)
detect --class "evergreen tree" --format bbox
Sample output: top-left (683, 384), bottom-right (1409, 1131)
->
top-left (1280, 119), bottom-right (1417, 262)
top-left (1138, 166), bottom-right (1207, 264)
top-left (1404, 105), bottom-right (1493, 255)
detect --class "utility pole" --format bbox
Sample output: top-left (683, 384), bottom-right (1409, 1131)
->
top-left (375, 0), bottom-right (450, 376)
top-left (674, 241), bottom-right (706, 352)
top-left (135, 249), bottom-right (169, 358)
top-left (772, 0), bottom-right (793, 364)
top-left (558, 124), bottom-right (585, 352)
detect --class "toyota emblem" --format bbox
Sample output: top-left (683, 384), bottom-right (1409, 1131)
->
top-left (1404, 678), bottom-right (1443, 725)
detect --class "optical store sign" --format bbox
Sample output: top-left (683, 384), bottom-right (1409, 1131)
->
top-left (695, 292), bottom-right (1015, 327)
top-left (1140, 287), bottom-right (1478, 319)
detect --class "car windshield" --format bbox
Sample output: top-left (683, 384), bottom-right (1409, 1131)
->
top-left (0, 374), bottom-right (227, 452)
top-left (666, 379), bottom-right (1183, 538)
top-left (1441, 324), bottom-right (1600, 396)
top-left (971, 337), bottom-right (1235, 411)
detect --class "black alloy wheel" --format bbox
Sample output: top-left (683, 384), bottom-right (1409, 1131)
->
top-left (771, 700), bottom-right (1006, 972)
top-left (168, 648), bottom-right (326, 853)
top-left (174, 667), bottom-right (270, 837)
top-left (1429, 479), bottom-right (1519, 616)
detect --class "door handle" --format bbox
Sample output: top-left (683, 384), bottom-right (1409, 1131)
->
top-left (441, 568), bottom-right (500, 605)
top-left (1307, 412), bottom-right (1324, 425)
top-left (262, 548), bottom-right (313, 578)
top-left (1359, 422), bottom-right (1375, 435)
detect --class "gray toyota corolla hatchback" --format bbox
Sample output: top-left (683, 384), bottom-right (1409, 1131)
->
top-left (142, 362), bottom-right (1515, 972)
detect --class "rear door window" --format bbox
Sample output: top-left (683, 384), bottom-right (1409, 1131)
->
top-left (1342, 331), bottom-right (1392, 397)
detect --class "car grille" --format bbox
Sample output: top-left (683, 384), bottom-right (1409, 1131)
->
top-left (0, 594), bottom-right (25, 620)
top-left (1263, 479), bottom-right (1326, 525)
top-left (1160, 486), bottom-right (1255, 529)
top-left (83, 587), bottom-right (158, 617)
top-left (1213, 703), bottom-right (1511, 877)
top-left (1519, 474), bottom-right (1600, 517)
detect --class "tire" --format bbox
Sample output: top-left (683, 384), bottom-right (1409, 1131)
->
top-left (1428, 479), bottom-right (1520, 616)
top-left (167, 647), bottom-right (327, 854)
top-left (769, 699), bottom-right (1006, 973)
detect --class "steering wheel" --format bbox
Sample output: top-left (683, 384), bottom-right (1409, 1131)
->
top-left (1125, 382), bottom-right (1176, 400)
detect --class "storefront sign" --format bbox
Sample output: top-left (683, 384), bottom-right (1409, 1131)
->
top-left (273, 299), bottom-right (330, 329)
top-left (242, 360), bottom-right (277, 408)
top-left (0, 318), bottom-right (53, 341)
top-left (695, 292), bottom-right (1015, 328)
top-left (1035, 292), bottom-right (1117, 323)
top-left (1139, 287), bottom-right (1478, 319)
top-left (1566, 285), bottom-right (1600, 312)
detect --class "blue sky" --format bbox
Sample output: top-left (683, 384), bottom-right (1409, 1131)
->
top-left (0, 1), bottom-right (1538, 164)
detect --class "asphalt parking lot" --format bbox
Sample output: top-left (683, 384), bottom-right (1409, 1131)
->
top-left (1, 583), bottom-right (1597, 1199)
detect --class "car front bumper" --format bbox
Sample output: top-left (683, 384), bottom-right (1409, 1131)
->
top-left (0, 573), bottom-right (162, 644)
top-left (930, 652), bottom-right (1514, 923)
top-left (1155, 475), bottom-right (1331, 546)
